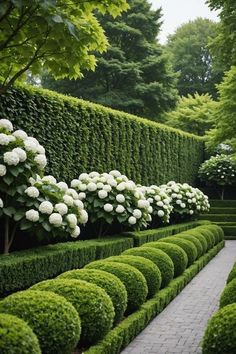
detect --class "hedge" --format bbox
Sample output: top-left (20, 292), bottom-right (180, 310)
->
top-left (176, 234), bottom-right (203, 258)
top-left (0, 290), bottom-right (81, 354)
top-left (0, 85), bottom-right (204, 185)
top-left (227, 262), bottom-right (236, 284)
top-left (219, 278), bottom-right (236, 308)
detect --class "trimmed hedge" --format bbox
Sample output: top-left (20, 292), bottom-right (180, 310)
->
top-left (142, 242), bottom-right (188, 277)
top-left (31, 279), bottom-right (114, 344)
top-left (220, 278), bottom-right (236, 308)
top-left (0, 236), bottom-right (133, 297)
top-left (0, 85), bottom-right (204, 185)
top-left (202, 303), bottom-right (236, 354)
top-left (105, 255), bottom-right (162, 298)
top-left (122, 247), bottom-right (174, 288)
top-left (58, 269), bottom-right (127, 325)
top-left (0, 313), bottom-right (41, 354)
top-left (181, 231), bottom-right (208, 253)
top-left (227, 262), bottom-right (236, 284)
top-left (0, 290), bottom-right (81, 354)
top-left (176, 234), bottom-right (203, 258)
top-left (85, 261), bottom-right (148, 313)
top-left (158, 237), bottom-right (198, 266)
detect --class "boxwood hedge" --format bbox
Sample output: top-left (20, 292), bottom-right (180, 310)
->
top-left (227, 262), bottom-right (236, 284)
top-left (219, 278), bottom-right (236, 308)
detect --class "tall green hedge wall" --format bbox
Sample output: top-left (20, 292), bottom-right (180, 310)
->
top-left (0, 85), bottom-right (204, 184)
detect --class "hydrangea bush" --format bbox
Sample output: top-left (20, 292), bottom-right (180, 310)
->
top-left (198, 154), bottom-right (236, 200)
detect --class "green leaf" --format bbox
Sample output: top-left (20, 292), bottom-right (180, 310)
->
top-left (3, 207), bottom-right (16, 217)
top-left (20, 220), bottom-right (32, 230)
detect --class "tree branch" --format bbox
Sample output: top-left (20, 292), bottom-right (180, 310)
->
top-left (0, 3), bottom-right (14, 24)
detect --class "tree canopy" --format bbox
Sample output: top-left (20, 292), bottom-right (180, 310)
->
top-left (0, 0), bottom-right (128, 94)
top-left (42, 0), bottom-right (178, 120)
top-left (166, 18), bottom-right (223, 98)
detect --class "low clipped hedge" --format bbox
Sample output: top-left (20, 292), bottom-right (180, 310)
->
top-left (31, 279), bottom-right (114, 344)
top-left (176, 234), bottom-right (203, 258)
top-left (58, 269), bottom-right (127, 325)
top-left (105, 255), bottom-right (162, 298)
top-left (220, 278), bottom-right (236, 308)
top-left (142, 242), bottom-right (188, 277)
top-left (158, 237), bottom-right (198, 266)
top-left (0, 313), bottom-right (41, 354)
top-left (227, 262), bottom-right (236, 284)
top-left (85, 261), bottom-right (148, 314)
top-left (122, 247), bottom-right (174, 288)
top-left (0, 290), bottom-right (81, 354)
top-left (202, 303), bottom-right (236, 354)
top-left (181, 231), bottom-right (208, 254)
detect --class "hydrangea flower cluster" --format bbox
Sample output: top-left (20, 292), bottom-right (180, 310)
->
top-left (161, 181), bottom-right (210, 216)
top-left (21, 175), bottom-right (89, 238)
top-left (137, 185), bottom-right (173, 223)
top-left (71, 170), bottom-right (152, 230)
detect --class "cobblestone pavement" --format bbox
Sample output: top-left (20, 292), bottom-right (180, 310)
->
top-left (121, 241), bottom-right (236, 354)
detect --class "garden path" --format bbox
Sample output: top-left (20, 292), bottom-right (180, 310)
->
top-left (121, 240), bottom-right (236, 354)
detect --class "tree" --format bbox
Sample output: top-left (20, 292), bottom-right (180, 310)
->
top-left (166, 18), bottom-right (224, 98)
top-left (0, 0), bottom-right (128, 94)
top-left (164, 93), bottom-right (217, 136)
top-left (42, 0), bottom-right (178, 120)
top-left (207, 0), bottom-right (236, 68)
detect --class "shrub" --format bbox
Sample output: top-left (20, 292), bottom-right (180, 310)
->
top-left (0, 313), bottom-right (41, 354)
top-left (227, 262), bottom-right (236, 284)
top-left (58, 269), bottom-right (127, 325)
top-left (182, 230), bottom-right (209, 253)
top-left (122, 246), bottom-right (174, 288)
top-left (202, 303), bottom-right (236, 354)
top-left (220, 279), bottom-right (236, 308)
top-left (158, 236), bottom-right (198, 266)
top-left (177, 233), bottom-right (204, 258)
top-left (105, 255), bottom-right (162, 298)
top-left (143, 242), bottom-right (188, 277)
top-left (31, 278), bottom-right (114, 344)
top-left (204, 224), bottom-right (224, 242)
top-left (196, 228), bottom-right (216, 249)
top-left (85, 260), bottom-right (148, 313)
top-left (0, 290), bottom-right (81, 354)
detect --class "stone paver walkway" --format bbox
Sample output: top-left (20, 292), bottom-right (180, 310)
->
top-left (121, 241), bottom-right (236, 354)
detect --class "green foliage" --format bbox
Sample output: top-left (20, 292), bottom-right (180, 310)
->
top-left (0, 0), bottom-right (128, 93)
top-left (85, 260), bottom-right (148, 313)
top-left (166, 18), bottom-right (223, 98)
top-left (122, 246), bottom-right (174, 288)
top-left (165, 93), bottom-right (217, 136)
top-left (177, 234), bottom-right (203, 258)
top-left (43, 0), bottom-right (178, 120)
top-left (159, 237), bottom-right (198, 266)
top-left (180, 230), bottom-right (208, 254)
top-left (31, 279), bottom-right (114, 344)
top-left (105, 255), bottom-right (162, 298)
top-left (0, 236), bottom-right (133, 297)
top-left (0, 313), bottom-right (41, 354)
top-left (220, 279), bottom-right (236, 308)
top-left (227, 263), bottom-right (236, 284)
top-left (0, 290), bottom-right (81, 354)
top-left (58, 269), bottom-right (127, 325)
top-left (0, 85), bottom-right (204, 185)
top-left (196, 227), bottom-right (217, 247)
top-left (143, 242), bottom-right (188, 277)
top-left (202, 303), bottom-right (236, 354)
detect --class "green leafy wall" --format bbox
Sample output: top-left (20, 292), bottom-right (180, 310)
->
top-left (0, 85), bottom-right (204, 185)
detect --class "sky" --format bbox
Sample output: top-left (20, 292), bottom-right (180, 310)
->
top-left (150, 0), bottom-right (219, 43)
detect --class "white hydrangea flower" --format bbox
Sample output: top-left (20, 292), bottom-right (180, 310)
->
top-left (148, 197), bottom-right (154, 203)
top-left (57, 182), bottom-right (68, 192)
top-left (49, 213), bottom-right (63, 227)
top-left (116, 205), bottom-right (125, 213)
top-left (78, 192), bottom-right (86, 200)
top-left (25, 186), bottom-right (39, 198)
top-left (0, 198), bottom-right (3, 208)
top-left (3, 151), bottom-right (20, 166)
top-left (66, 214), bottom-right (77, 228)
top-left (24, 138), bottom-right (39, 153)
top-left (133, 209), bottom-right (142, 219)
top-left (12, 147), bottom-right (27, 162)
top-left (116, 194), bottom-right (125, 203)
top-left (66, 188), bottom-right (78, 199)
top-left (157, 210), bottom-right (165, 217)
top-left (116, 182), bottom-right (126, 191)
top-left (97, 182), bottom-right (104, 189)
top-left (98, 190), bottom-right (108, 199)
top-left (37, 145), bottom-right (45, 154)
top-left (0, 119), bottom-right (13, 132)
top-left (42, 175), bottom-right (57, 184)
top-left (13, 129), bottom-right (28, 140)
top-left (79, 173), bottom-right (89, 181)
top-left (189, 210), bottom-right (194, 215)
top-left (103, 184), bottom-right (112, 192)
top-left (55, 203), bottom-right (68, 216)
top-left (79, 209), bottom-right (88, 224)
top-left (176, 200), bottom-right (182, 205)
top-left (74, 199), bottom-right (84, 209)
top-left (79, 183), bottom-right (87, 191)
top-left (154, 195), bottom-right (161, 201)
top-left (128, 216), bottom-right (136, 225)
top-left (71, 225), bottom-right (80, 238)
top-left (8, 135), bottom-right (16, 142)
top-left (180, 203), bottom-right (186, 208)
top-left (0, 164), bottom-right (7, 176)
top-left (39, 201), bottom-right (54, 214)
top-left (34, 154), bottom-right (47, 169)
top-left (0, 133), bottom-right (10, 145)
top-left (71, 179), bottom-right (80, 188)
top-left (148, 206), bottom-right (153, 213)
top-left (89, 171), bottom-right (100, 178)
top-left (87, 182), bottom-right (97, 192)
top-left (25, 209), bottom-right (39, 222)
top-left (104, 203), bottom-right (113, 212)
top-left (138, 199), bottom-right (149, 208)
top-left (109, 170), bottom-right (121, 178)
top-left (156, 201), bottom-right (164, 207)
top-left (107, 178), bottom-right (117, 187)
top-left (63, 195), bottom-right (74, 206)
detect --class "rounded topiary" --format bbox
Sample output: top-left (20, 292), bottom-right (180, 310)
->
top-left (143, 242), bottom-right (188, 277)
top-left (227, 263), bottom-right (236, 284)
top-left (106, 255), bottom-right (162, 298)
top-left (0, 313), bottom-right (41, 354)
top-left (207, 225), bottom-right (224, 242)
top-left (177, 233), bottom-right (203, 258)
top-left (58, 269), bottom-right (127, 325)
top-left (85, 261), bottom-right (148, 313)
top-left (202, 303), bottom-right (236, 354)
top-left (220, 279), bottom-right (236, 308)
top-left (0, 290), bottom-right (81, 354)
top-left (196, 228), bottom-right (216, 248)
top-left (31, 278), bottom-right (114, 344)
top-left (159, 237), bottom-right (197, 266)
top-left (182, 231), bottom-right (208, 253)
top-left (122, 246), bottom-right (174, 288)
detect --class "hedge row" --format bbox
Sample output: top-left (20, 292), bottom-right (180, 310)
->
top-left (0, 85), bottom-right (204, 185)
top-left (0, 221), bottom-right (204, 297)
top-left (202, 261), bottom-right (236, 353)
